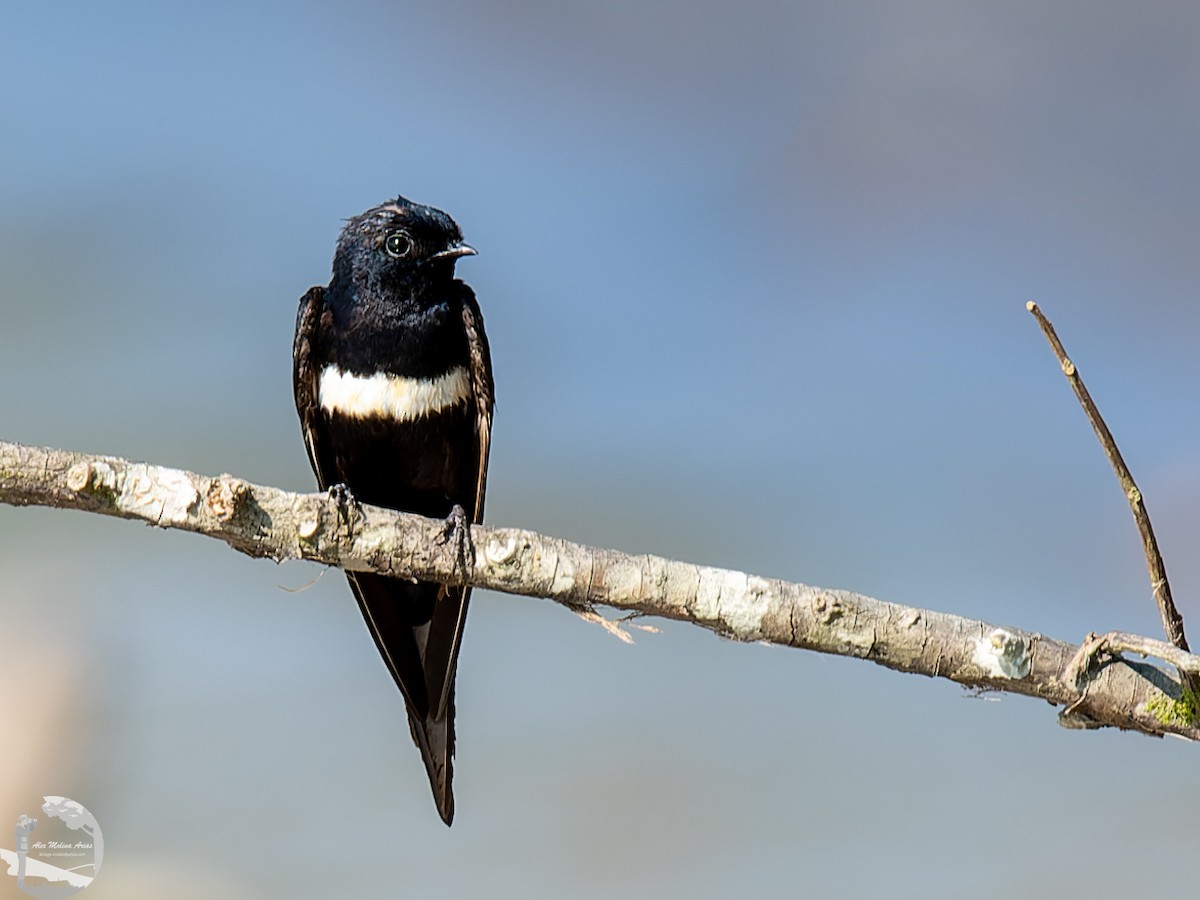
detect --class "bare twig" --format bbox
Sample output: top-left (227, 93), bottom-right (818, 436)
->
top-left (1027, 302), bottom-right (1198, 698)
top-left (1067, 630), bottom-right (1200, 685)
top-left (0, 438), bottom-right (1197, 741)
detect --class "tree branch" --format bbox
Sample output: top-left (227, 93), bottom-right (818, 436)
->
top-left (1, 438), bottom-right (1197, 741)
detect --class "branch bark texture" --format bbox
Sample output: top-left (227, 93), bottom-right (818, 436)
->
top-left (1, 439), bottom-right (1196, 742)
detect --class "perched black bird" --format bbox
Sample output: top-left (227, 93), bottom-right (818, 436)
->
top-left (292, 195), bottom-right (493, 825)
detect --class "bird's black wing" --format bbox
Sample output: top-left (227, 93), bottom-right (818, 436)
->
top-left (293, 285), bottom-right (335, 486)
top-left (461, 284), bottom-right (495, 523)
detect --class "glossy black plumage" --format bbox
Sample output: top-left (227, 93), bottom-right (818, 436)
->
top-left (293, 196), bottom-right (493, 825)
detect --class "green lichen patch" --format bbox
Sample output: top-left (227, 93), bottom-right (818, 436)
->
top-left (1146, 685), bottom-right (1200, 728)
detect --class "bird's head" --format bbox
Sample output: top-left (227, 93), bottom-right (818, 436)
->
top-left (333, 195), bottom-right (475, 296)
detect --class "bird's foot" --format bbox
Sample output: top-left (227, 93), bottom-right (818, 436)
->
top-left (438, 503), bottom-right (475, 579)
top-left (327, 483), bottom-right (362, 534)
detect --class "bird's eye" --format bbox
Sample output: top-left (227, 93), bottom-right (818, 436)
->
top-left (384, 231), bottom-right (413, 258)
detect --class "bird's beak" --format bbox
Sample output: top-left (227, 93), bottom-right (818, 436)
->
top-left (432, 242), bottom-right (477, 261)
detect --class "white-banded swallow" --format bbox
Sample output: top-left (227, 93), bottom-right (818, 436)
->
top-left (293, 195), bottom-right (493, 825)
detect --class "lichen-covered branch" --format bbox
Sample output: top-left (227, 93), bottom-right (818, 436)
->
top-left (1, 438), bottom-right (1197, 741)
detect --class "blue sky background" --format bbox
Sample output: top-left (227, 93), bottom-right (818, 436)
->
top-left (2, 3), bottom-right (1199, 897)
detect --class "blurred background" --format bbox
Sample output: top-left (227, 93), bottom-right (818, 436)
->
top-left (2, 2), bottom-right (1198, 897)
